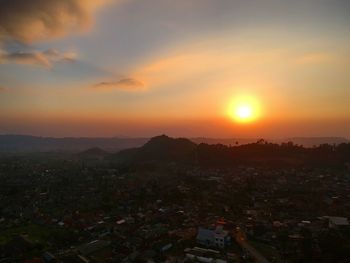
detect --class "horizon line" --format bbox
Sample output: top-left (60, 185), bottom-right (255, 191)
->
top-left (0, 133), bottom-right (349, 141)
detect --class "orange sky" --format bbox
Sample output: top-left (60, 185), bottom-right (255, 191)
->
top-left (1, 0), bottom-right (350, 138)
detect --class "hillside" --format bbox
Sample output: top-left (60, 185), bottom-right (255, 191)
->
top-left (111, 135), bottom-right (350, 168)
top-left (111, 135), bottom-right (197, 164)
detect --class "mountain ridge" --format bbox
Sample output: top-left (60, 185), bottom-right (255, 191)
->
top-left (0, 134), bottom-right (348, 153)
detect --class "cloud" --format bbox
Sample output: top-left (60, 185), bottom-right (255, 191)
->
top-left (0, 48), bottom-right (77, 68)
top-left (94, 78), bottom-right (145, 91)
top-left (0, 0), bottom-right (110, 44)
top-left (0, 0), bottom-right (109, 68)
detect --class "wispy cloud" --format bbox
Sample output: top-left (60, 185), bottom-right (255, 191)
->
top-left (0, 49), bottom-right (77, 69)
top-left (94, 78), bottom-right (145, 91)
top-left (0, 0), bottom-right (111, 44)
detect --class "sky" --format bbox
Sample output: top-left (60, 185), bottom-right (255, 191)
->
top-left (0, 0), bottom-right (350, 138)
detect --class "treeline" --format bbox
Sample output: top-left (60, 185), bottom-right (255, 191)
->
top-left (196, 140), bottom-right (350, 167)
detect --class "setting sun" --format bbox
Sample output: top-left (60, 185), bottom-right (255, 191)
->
top-left (228, 95), bottom-right (261, 123)
top-left (236, 105), bottom-right (253, 120)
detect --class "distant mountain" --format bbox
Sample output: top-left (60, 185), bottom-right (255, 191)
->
top-left (0, 135), bottom-right (148, 153)
top-left (283, 137), bottom-right (349, 147)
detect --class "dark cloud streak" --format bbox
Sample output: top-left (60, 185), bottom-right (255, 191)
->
top-left (94, 78), bottom-right (145, 91)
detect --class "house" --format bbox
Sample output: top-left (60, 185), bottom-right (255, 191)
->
top-left (214, 225), bottom-right (231, 248)
top-left (196, 226), bottom-right (231, 249)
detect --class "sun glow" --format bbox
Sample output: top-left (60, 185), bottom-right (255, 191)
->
top-left (236, 105), bottom-right (253, 119)
top-left (228, 95), bottom-right (261, 123)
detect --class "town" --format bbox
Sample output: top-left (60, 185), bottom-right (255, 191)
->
top-left (0, 137), bottom-right (349, 262)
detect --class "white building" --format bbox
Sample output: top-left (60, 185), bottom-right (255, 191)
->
top-left (196, 226), bottom-right (231, 249)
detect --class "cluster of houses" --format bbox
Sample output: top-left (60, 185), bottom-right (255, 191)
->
top-left (0, 157), bottom-right (350, 262)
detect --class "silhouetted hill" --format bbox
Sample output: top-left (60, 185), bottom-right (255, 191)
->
top-left (137, 135), bottom-right (197, 162)
top-left (111, 136), bottom-right (350, 168)
top-left (111, 135), bottom-right (197, 164)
